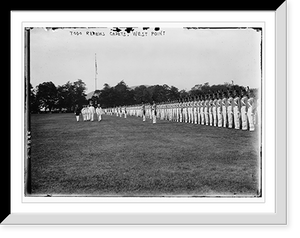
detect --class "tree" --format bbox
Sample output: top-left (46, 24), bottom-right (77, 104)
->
top-left (191, 84), bottom-right (202, 91)
top-left (73, 79), bottom-right (87, 106)
top-left (150, 85), bottom-right (169, 102)
top-left (133, 85), bottom-right (151, 104)
top-left (190, 84), bottom-right (203, 97)
top-left (36, 81), bottom-right (57, 111)
top-left (179, 89), bottom-right (189, 99)
top-left (55, 79), bottom-right (87, 111)
top-left (56, 81), bottom-right (74, 111)
top-left (29, 83), bottom-right (39, 113)
top-left (98, 83), bottom-right (115, 107)
top-left (169, 86), bottom-right (180, 100)
top-left (114, 81), bottom-right (130, 105)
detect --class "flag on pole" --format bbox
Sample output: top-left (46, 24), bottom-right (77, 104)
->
top-left (95, 53), bottom-right (98, 75)
top-left (95, 53), bottom-right (98, 91)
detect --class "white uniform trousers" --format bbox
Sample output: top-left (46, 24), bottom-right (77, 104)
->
top-left (184, 108), bottom-right (188, 123)
top-left (152, 111), bottom-right (157, 123)
top-left (222, 106), bottom-right (227, 128)
top-left (200, 108), bottom-right (205, 125)
top-left (169, 109), bottom-right (172, 121)
top-left (97, 113), bottom-right (102, 121)
top-left (90, 112), bottom-right (94, 121)
top-left (227, 106), bottom-right (233, 128)
top-left (247, 106), bottom-right (255, 131)
top-left (89, 107), bottom-right (95, 121)
top-left (217, 107), bottom-right (223, 127)
top-left (194, 108), bottom-right (198, 124)
top-left (82, 110), bottom-right (87, 121)
top-left (241, 106), bottom-right (248, 130)
top-left (209, 108), bottom-right (213, 126)
top-left (255, 104), bottom-right (260, 128)
top-left (188, 108), bottom-right (192, 123)
top-left (213, 107), bottom-right (217, 126)
top-left (233, 106), bottom-right (240, 129)
top-left (204, 108), bottom-right (209, 125)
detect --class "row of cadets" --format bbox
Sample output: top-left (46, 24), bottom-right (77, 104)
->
top-left (150, 87), bottom-right (258, 131)
top-left (108, 105), bottom-right (128, 118)
top-left (102, 86), bottom-right (259, 131)
top-left (127, 104), bottom-right (141, 117)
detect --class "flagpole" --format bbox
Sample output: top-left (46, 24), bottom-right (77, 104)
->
top-left (95, 53), bottom-right (98, 91)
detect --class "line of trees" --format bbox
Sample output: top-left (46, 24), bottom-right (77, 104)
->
top-left (93, 81), bottom-right (183, 108)
top-left (30, 79), bottom-right (87, 113)
top-left (30, 79), bottom-right (256, 113)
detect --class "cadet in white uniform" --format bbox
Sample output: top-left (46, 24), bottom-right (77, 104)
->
top-left (196, 96), bottom-right (201, 125)
top-left (96, 104), bottom-right (103, 122)
top-left (216, 92), bottom-right (223, 127)
top-left (142, 103), bottom-right (146, 121)
top-left (183, 98), bottom-right (188, 123)
top-left (200, 95), bottom-right (205, 125)
top-left (124, 106), bottom-right (127, 118)
top-left (233, 89), bottom-right (241, 129)
top-left (204, 94), bottom-right (209, 126)
top-left (81, 105), bottom-right (87, 121)
top-left (193, 97), bottom-right (198, 124)
top-left (152, 101), bottom-right (157, 124)
top-left (227, 91), bottom-right (234, 128)
top-left (247, 90), bottom-right (255, 131)
top-left (189, 98), bottom-right (193, 124)
top-left (176, 99), bottom-right (180, 122)
top-left (212, 93), bottom-right (217, 127)
top-left (222, 91), bottom-right (228, 128)
top-left (86, 105), bottom-right (90, 121)
top-left (89, 103), bottom-right (95, 121)
top-left (240, 88), bottom-right (248, 130)
top-left (254, 94), bottom-right (260, 130)
top-left (179, 99), bottom-right (183, 123)
top-left (118, 106), bottom-right (123, 117)
top-left (209, 94), bottom-right (213, 126)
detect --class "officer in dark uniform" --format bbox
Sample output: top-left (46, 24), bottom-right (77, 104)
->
top-left (74, 104), bottom-right (81, 122)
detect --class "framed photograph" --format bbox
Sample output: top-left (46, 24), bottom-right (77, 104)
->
top-left (4, 2), bottom-right (286, 225)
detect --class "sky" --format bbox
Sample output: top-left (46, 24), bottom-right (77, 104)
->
top-left (30, 27), bottom-right (262, 93)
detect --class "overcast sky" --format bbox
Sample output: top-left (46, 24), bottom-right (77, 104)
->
top-left (30, 27), bottom-right (262, 93)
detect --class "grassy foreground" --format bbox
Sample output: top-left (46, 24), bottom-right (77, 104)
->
top-left (30, 113), bottom-right (261, 197)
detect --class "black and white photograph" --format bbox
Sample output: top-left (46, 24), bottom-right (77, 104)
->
top-left (5, 1), bottom-right (291, 231)
top-left (25, 26), bottom-right (262, 197)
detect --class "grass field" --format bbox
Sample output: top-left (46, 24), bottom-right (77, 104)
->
top-left (30, 113), bottom-right (261, 197)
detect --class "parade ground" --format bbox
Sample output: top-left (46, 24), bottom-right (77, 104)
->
top-left (30, 113), bottom-right (260, 197)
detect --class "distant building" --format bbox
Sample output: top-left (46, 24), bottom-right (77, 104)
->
top-left (85, 90), bottom-right (101, 100)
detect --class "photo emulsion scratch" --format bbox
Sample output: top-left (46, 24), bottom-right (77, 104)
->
top-left (25, 26), bottom-right (262, 197)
